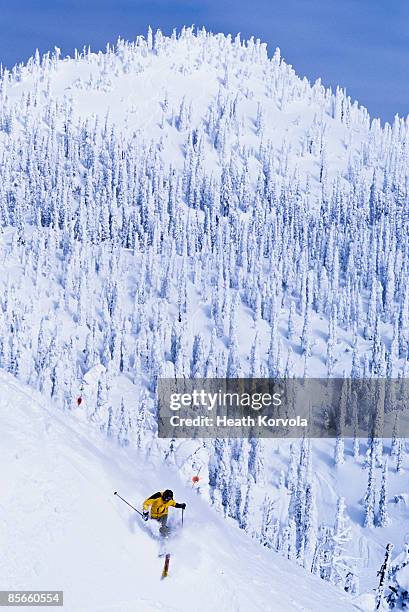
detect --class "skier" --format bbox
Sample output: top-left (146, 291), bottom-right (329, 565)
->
top-left (142, 489), bottom-right (186, 537)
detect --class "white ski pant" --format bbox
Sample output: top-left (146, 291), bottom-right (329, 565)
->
top-left (156, 514), bottom-right (169, 536)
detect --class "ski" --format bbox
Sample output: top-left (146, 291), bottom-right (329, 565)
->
top-left (161, 553), bottom-right (170, 579)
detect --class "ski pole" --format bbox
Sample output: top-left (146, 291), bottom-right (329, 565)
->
top-left (181, 507), bottom-right (184, 527)
top-left (114, 491), bottom-right (144, 517)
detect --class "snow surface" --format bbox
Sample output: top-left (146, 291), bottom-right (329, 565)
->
top-left (0, 26), bottom-right (408, 611)
top-left (0, 371), bottom-right (356, 612)
top-left (8, 36), bottom-right (371, 205)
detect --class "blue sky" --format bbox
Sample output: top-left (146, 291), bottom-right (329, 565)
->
top-left (0, 0), bottom-right (407, 123)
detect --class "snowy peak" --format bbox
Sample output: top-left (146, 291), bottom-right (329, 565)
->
top-left (1, 25), bottom-right (409, 612)
top-left (3, 27), bottom-right (393, 200)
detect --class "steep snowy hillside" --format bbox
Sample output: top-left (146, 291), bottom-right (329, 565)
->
top-left (0, 371), bottom-right (356, 612)
top-left (6, 28), bottom-right (371, 195)
top-left (1, 26), bottom-right (409, 609)
top-left (1, 27), bottom-right (407, 385)
top-left (4, 27), bottom-right (400, 233)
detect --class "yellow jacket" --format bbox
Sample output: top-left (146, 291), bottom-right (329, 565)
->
top-left (143, 492), bottom-right (177, 518)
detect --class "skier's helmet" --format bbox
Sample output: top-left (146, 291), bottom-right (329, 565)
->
top-left (163, 489), bottom-right (173, 502)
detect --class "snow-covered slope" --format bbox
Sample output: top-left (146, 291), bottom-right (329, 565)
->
top-left (1, 26), bottom-right (409, 610)
top-left (5, 28), bottom-right (378, 205)
top-left (1, 371), bottom-right (355, 612)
